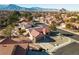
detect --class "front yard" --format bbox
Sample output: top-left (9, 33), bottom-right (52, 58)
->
top-left (50, 35), bottom-right (72, 46)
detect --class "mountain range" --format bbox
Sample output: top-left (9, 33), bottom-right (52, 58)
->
top-left (0, 4), bottom-right (67, 12)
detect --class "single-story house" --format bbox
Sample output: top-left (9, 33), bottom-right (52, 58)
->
top-left (28, 26), bottom-right (49, 42)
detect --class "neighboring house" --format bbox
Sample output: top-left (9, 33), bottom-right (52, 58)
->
top-left (61, 14), bottom-right (68, 20)
top-left (18, 22), bottom-right (32, 29)
top-left (29, 26), bottom-right (49, 40)
top-left (11, 27), bottom-right (20, 37)
top-left (39, 17), bottom-right (45, 23)
top-left (11, 16), bottom-right (49, 42)
top-left (22, 29), bottom-right (34, 40)
top-left (18, 17), bottom-right (32, 29)
top-left (33, 17), bottom-right (40, 21)
top-left (71, 23), bottom-right (79, 29)
top-left (19, 17), bottom-right (28, 22)
top-left (60, 23), bottom-right (66, 28)
top-left (18, 18), bottom-right (32, 29)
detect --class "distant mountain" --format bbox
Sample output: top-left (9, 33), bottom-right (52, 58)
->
top-left (60, 8), bottom-right (68, 12)
top-left (6, 4), bottom-right (22, 10)
top-left (0, 4), bottom-right (27, 11)
top-left (0, 4), bottom-right (66, 12)
top-left (28, 7), bottom-right (43, 11)
top-left (0, 5), bottom-right (7, 10)
top-left (29, 7), bottom-right (59, 12)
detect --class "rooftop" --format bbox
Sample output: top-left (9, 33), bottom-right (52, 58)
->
top-left (0, 44), bottom-right (15, 55)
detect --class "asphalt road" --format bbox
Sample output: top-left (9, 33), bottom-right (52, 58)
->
top-left (57, 29), bottom-right (79, 41)
top-left (54, 42), bottom-right (79, 55)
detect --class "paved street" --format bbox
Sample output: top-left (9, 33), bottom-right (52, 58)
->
top-left (57, 29), bottom-right (79, 41)
top-left (54, 42), bottom-right (79, 55)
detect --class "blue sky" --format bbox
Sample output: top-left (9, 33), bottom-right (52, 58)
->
top-left (17, 4), bottom-right (79, 11)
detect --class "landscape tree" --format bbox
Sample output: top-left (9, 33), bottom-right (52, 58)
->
top-left (64, 18), bottom-right (70, 23)
top-left (7, 11), bottom-right (21, 25)
top-left (0, 19), bottom-right (7, 27)
top-left (19, 29), bottom-right (26, 35)
top-left (76, 15), bottom-right (79, 23)
top-left (3, 24), bottom-right (15, 38)
top-left (65, 23), bottom-right (72, 29)
top-left (27, 15), bottom-right (33, 21)
top-left (21, 12), bottom-right (33, 21)
top-left (49, 23), bottom-right (57, 32)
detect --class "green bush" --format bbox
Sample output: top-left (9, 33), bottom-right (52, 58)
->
top-left (19, 29), bottom-right (26, 35)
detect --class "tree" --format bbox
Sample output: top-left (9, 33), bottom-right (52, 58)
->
top-left (0, 11), bottom-right (21, 29)
top-left (21, 12), bottom-right (33, 21)
top-left (0, 19), bottom-right (7, 27)
top-left (7, 11), bottom-right (21, 25)
top-left (49, 23), bottom-right (57, 32)
top-left (65, 23), bottom-right (72, 29)
top-left (65, 18), bottom-right (70, 22)
top-left (3, 24), bottom-right (15, 38)
top-left (21, 12), bottom-right (32, 17)
top-left (19, 29), bottom-right (26, 35)
top-left (27, 15), bottom-right (33, 21)
top-left (8, 15), bottom-right (18, 24)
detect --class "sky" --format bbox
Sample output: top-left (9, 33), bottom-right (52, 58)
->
top-left (17, 4), bottom-right (79, 11)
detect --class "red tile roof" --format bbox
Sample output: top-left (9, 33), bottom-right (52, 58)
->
top-left (0, 37), bottom-right (32, 44)
top-left (30, 29), bottom-right (40, 37)
top-left (29, 27), bottom-right (49, 38)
